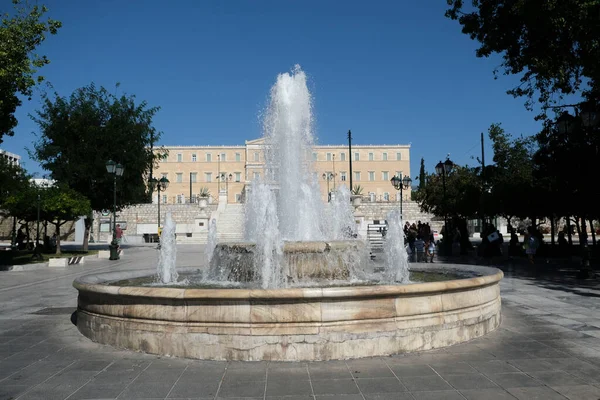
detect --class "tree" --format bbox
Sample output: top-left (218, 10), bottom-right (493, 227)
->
top-left (32, 83), bottom-right (165, 250)
top-left (485, 124), bottom-right (538, 227)
top-left (418, 158), bottom-right (426, 191)
top-left (0, 156), bottom-right (30, 209)
top-left (40, 185), bottom-right (90, 255)
top-left (0, 0), bottom-right (61, 143)
top-left (446, 0), bottom-right (600, 117)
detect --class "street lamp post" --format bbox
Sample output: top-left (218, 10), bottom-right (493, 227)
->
top-left (322, 173), bottom-right (335, 202)
top-left (106, 160), bottom-right (125, 260)
top-left (390, 174), bottom-right (412, 217)
top-left (149, 176), bottom-right (170, 246)
top-left (435, 158), bottom-right (454, 250)
top-left (218, 173), bottom-right (233, 202)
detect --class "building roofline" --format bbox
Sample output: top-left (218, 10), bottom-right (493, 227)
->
top-left (159, 143), bottom-right (411, 149)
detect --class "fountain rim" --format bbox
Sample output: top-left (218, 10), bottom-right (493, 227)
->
top-left (73, 265), bottom-right (503, 300)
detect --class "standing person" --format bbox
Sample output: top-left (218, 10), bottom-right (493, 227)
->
top-left (414, 235), bottom-right (425, 262)
top-left (427, 233), bottom-right (435, 263)
top-left (115, 224), bottom-right (123, 247)
top-left (525, 226), bottom-right (538, 264)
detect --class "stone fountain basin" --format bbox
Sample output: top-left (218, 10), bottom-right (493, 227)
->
top-left (73, 264), bottom-right (503, 361)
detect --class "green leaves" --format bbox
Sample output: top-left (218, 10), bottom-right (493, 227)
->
top-left (32, 83), bottom-right (165, 212)
top-left (0, 0), bottom-right (61, 142)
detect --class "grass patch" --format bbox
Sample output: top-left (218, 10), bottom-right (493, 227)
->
top-left (0, 249), bottom-right (98, 266)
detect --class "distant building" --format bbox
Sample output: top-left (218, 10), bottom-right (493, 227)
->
top-left (0, 149), bottom-right (21, 166)
top-left (153, 138), bottom-right (411, 204)
top-left (30, 178), bottom-right (55, 187)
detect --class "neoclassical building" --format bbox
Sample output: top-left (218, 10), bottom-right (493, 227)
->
top-left (152, 138), bottom-right (411, 204)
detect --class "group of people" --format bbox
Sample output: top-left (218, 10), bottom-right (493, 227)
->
top-left (404, 220), bottom-right (436, 263)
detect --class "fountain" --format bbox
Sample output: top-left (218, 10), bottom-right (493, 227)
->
top-left (73, 66), bottom-right (502, 361)
top-left (157, 213), bottom-right (177, 284)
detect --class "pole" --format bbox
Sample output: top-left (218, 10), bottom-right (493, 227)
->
top-left (36, 194), bottom-right (40, 244)
top-left (189, 172), bottom-right (192, 203)
top-left (113, 175), bottom-right (117, 242)
top-left (480, 132), bottom-right (486, 227)
top-left (400, 185), bottom-right (403, 217)
top-left (11, 216), bottom-right (17, 250)
top-left (157, 185), bottom-right (161, 231)
top-left (332, 154), bottom-right (336, 190)
top-left (442, 171), bottom-right (448, 245)
top-left (348, 130), bottom-right (353, 192)
top-left (217, 155), bottom-right (221, 192)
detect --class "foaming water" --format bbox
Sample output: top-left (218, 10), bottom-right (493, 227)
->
top-left (205, 219), bottom-right (218, 264)
top-left (383, 209), bottom-right (410, 283)
top-left (327, 185), bottom-right (357, 240)
top-left (157, 213), bottom-right (178, 284)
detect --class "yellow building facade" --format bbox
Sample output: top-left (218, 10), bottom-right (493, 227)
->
top-left (152, 138), bottom-right (411, 204)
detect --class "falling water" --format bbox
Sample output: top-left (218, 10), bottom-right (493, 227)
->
top-left (327, 185), bottom-right (357, 240)
top-left (383, 209), bottom-right (410, 283)
top-left (157, 213), bottom-right (178, 284)
top-left (205, 219), bottom-right (218, 264)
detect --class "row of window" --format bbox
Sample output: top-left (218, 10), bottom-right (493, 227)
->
top-left (160, 170), bottom-right (404, 183)
top-left (314, 152), bottom-right (403, 162)
top-left (170, 153), bottom-right (245, 163)
top-left (168, 151), bottom-right (404, 163)
top-left (161, 192), bottom-right (405, 205)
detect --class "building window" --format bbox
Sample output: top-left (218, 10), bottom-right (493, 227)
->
top-left (383, 192), bottom-right (390, 201)
top-left (190, 172), bottom-right (197, 183)
top-left (177, 194), bottom-right (183, 204)
top-left (235, 172), bottom-right (241, 182)
top-left (161, 173), bottom-right (168, 180)
top-left (254, 152), bottom-right (259, 162)
top-left (396, 171), bottom-right (403, 179)
top-left (177, 153), bottom-right (182, 162)
top-left (396, 152), bottom-right (402, 161)
top-left (354, 171), bottom-right (361, 181)
top-left (176, 173), bottom-right (183, 183)
top-left (354, 152), bottom-right (360, 161)
top-left (220, 153), bottom-right (226, 162)
top-left (235, 153), bottom-right (241, 162)
top-left (340, 153), bottom-right (346, 161)
top-left (368, 152), bottom-right (374, 161)
top-left (191, 153), bottom-right (197, 162)
top-left (235, 193), bottom-right (241, 203)
top-left (312, 152), bottom-right (317, 161)
top-left (205, 172), bottom-right (212, 182)
top-left (369, 171), bottom-right (375, 181)
top-left (341, 172), bottom-right (347, 181)
top-left (382, 171), bottom-right (389, 181)
top-left (383, 152), bottom-right (388, 161)
top-left (162, 194), bottom-right (167, 203)
top-left (253, 172), bottom-right (260, 180)
top-left (206, 153), bottom-right (212, 162)
top-left (326, 153), bottom-right (332, 161)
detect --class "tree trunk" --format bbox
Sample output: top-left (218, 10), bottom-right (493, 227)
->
top-left (82, 215), bottom-right (92, 252)
top-left (581, 217), bottom-right (588, 246)
top-left (589, 218), bottom-right (596, 246)
top-left (55, 222), bottom-right (61, 255)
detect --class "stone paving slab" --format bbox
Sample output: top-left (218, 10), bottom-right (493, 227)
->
top-left (0, 245), bottom-right (599, 399)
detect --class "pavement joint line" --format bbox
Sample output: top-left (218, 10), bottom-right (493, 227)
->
top-left (115, 359), bottom-right (154, 399)
top-left (164, 363), bottom-right (188, 400)
top-left (12, 359), bottom-right (77, 400)
top-left (212, 362), bottom-right (229, 400)
top-left (343, 359), bottom-right (367, 400)
top-left (0, 354), bottom-right (50, 384)
top-left (63, 359), bottom-right (117, 400)
top-left (305, 363), bottom-right (316, 400)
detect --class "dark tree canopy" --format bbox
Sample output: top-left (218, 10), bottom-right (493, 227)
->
top-left (446, 0), bottom-right (600, 117)
top-left (0, 156), bottom-right (30, 209)
top-left (32, 83), bottom-right (165, 212)
top-left (0, 0), bottom-right (61, 143)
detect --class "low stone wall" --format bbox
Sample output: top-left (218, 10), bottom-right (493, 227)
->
top-left (0, 215), bottom-right (76, 242)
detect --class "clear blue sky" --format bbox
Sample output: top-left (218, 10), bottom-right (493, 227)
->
top-left (4, 0), bottom-right (544, 178)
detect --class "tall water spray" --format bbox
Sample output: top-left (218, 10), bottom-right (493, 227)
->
top-left (327, 185), bottom-right (356, 240)
top-left (383, 209), bottom-right (410, 283)
top-left (253, 65), bottom-right (327, 241)
top-left (157, 213), bottom-right (178, 284)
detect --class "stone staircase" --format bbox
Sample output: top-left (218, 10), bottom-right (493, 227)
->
top-left (216, 204), bottom-right (245, 242)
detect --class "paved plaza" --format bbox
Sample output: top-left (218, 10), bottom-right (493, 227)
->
top-left (0, 245), bottom-right (599, 400)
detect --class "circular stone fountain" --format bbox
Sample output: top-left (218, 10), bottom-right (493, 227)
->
top-left (74, 263), bottom-right (502, 361)
top-left (73, 66), bottom-right (502, 361)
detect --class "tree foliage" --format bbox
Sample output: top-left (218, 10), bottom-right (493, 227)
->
top-left (446, 0), bottom-right (600, 117)
top-left (418, 157), bottom-right (426, 191)
top-left (0, 0), bottom-right (61, 143)
top-left (32, 83), bottom-right (165, 212)
top-left (0, 156), bottom-right (30, 209)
